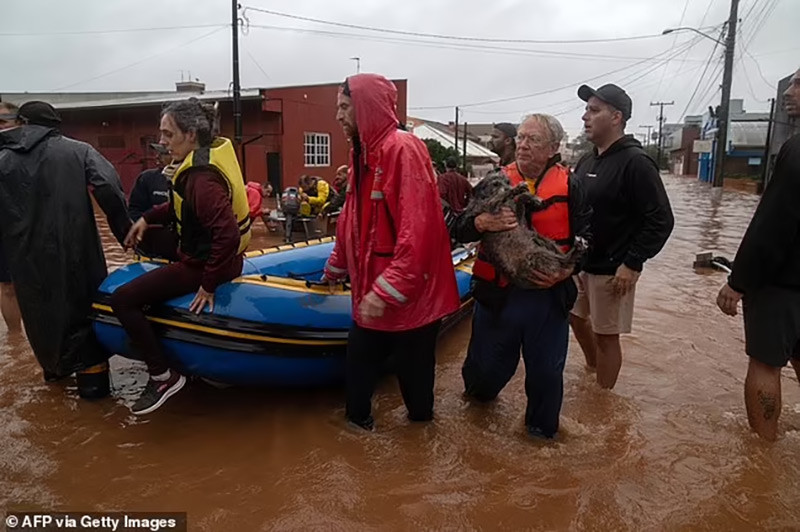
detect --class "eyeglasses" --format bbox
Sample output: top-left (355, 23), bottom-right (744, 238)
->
top-left (515, 134), bottom-right (552, 146)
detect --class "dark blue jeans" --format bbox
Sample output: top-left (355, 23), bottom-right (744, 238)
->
top-left (462, 287), bottom-right (569, 437)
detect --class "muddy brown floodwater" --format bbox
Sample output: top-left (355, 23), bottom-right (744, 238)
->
top-left (1, 175), bottom-right (799, 531)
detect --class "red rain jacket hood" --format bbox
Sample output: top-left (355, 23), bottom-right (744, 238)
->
top-left (324, 73), bottom-right (460, 331)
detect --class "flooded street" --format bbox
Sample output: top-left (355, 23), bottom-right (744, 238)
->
top-left (2, 174), bottom-right (799, 530)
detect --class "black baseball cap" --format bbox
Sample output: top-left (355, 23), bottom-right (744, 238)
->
top-left (18, 101), bottom-right (62, 127)
top-left (493, 122), bottom-right (517, 138)
top-left (578, 84), bottom-right (632, 121)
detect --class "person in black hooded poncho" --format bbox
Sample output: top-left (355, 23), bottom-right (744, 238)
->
top-left (0, 101), bottom-right (131, 397)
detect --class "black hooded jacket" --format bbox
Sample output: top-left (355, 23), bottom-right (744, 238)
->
top-left (573, 135), bottom-right (674, 274)
top-left (0, 125), bottom-right (131, 376)
top-left (728, 134), bottom-right (800, 294)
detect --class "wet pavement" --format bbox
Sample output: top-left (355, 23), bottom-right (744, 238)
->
top-left (1, 174), bottom-right (799, 530)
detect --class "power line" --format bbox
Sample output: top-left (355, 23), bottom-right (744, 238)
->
top-left (51, 26), bottom-right (227, 91)
top-left (246, 50), bottom-right (271, 83)
top-left (659, 0), bottom-right (719, 99)
top-left (743, 0), bottom-right (779, 47)
top-left (410, 37), bottom-right (703, 110)
top-left (652, 0), bottom-right (691, 99)
top-left (0, 23), bottom-right (226, 37)
top-left (651, 101), bottom-right (675, 164)
top-left (241, 5), bottom-right (674, 45)
top-left (738, 51), bottom-right (766, 102)
top-left (741, 0), bottom-right (763, 22)
top-left (623, 38), bottom-right (704, 87)
top-left (736, 38), bottom-right (773, 101)
top-left (245, 23), bottom-right (701, 63)
top-left (677, 26), bottom-right (725, 119)
top-left (696, 60), bottom-right (725, 111)
top-left (743, 48), bottom-right (776, 90)
top-left (461, 48), bottom-right (716, 119)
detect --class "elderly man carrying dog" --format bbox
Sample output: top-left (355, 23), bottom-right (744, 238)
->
top-left (452, 113), bottom-right (591, 439)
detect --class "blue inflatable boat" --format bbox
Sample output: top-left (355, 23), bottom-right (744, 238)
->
top-left (91, 237), bottom-right (475, 386)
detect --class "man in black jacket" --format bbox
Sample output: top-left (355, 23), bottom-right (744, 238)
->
top-left (717, 68), bottom-right (800, 441)
top-left (129, 143), bottom-right (178, 260)
top-left (570, 84), bottom-right (674, 390)
top-left (0, 101), bottom-right (131, 398)
top-left (128, 143), bottom-right (171, 221)
top-left (452, 113), bottom-right (592, 439)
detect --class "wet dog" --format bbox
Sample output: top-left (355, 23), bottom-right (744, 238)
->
top-left (463, 172), bottom-right (587, 288)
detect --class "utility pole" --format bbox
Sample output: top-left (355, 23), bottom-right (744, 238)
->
top-left (462, 122), bottom-right (468, 175)
top-left (350, 57), bottom-right (361, 74)
top-left (454, 107), bottom-right (460, 153)
top-left (638, 125), bottom-right (654, 147)
top-left (231, 0), bottom-right (242, 149)
top-left (759, 97), bottom-right (776, 192)
top-left (713, 0), bottom-right (740, 188)
top-left (650, 101), bottom-right (674, 168)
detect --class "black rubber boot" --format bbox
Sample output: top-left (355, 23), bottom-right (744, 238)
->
top-left (43, 370), bottom-right (64, 383)
top-left (76, 362), bottom-right (111, 400)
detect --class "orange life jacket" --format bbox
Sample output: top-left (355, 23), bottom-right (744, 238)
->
top-left (472, 162), bottom-right (572, 287)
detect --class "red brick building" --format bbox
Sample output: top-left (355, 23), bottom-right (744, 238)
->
top-left (2, 79), bottom-right (408, 194)
top-left (667, 124), bottom-right (701, 177)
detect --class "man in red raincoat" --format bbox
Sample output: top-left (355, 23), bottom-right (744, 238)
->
top-left (323, 73), bottom-right (460, 431)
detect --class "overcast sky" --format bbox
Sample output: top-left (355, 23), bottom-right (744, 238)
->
top-left (2, 0), bottom-right (797, 139)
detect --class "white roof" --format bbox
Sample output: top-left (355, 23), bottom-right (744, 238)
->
top-left (410, 122), bottom-right (498, 160)
top-left (729, 121), bottom-right (768, 148)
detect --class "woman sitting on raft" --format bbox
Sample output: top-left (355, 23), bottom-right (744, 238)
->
top-left (111, 98), bottom-right (252, 415)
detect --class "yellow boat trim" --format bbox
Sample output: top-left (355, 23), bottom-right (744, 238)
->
top-left (92, 303), bottom-right (347, 346)
top-left (135, 238), bottom-right (475, 297)
top-left (134, 237), bottom-right (337, 264)
top-left (456, 261), bottom-right (474, 274)
top-left (244, 236), bottom-right (335, 258)
top-left (233, 276), bottom-right (348, 295)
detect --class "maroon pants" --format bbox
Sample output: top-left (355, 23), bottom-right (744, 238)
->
top-left (110, 257), bottom-right (242, 375)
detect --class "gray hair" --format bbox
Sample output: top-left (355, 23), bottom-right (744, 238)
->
top-left (161, 98), bottom-right (219, 147)
top-left (0, 102), bottom-right (19, 114)
top-left (520, 113), bottom-right (565, 145)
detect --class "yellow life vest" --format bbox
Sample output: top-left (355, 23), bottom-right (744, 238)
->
top-left (170, 137), bottom-right (252, 255)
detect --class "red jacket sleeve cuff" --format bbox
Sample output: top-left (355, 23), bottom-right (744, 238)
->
top-left (324, 260), bottom-right (347, 280)
top-left (373, 275), bottom-right (409, 306)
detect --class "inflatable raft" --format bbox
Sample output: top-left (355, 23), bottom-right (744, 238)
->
top-left (91, 238), bottom-right (475, 386)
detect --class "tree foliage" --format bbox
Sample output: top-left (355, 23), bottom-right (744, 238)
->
top-left (423, 138), bottom-right (460, 173)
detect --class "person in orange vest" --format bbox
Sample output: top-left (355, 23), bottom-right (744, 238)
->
top-left (452, 113), bottom-right (592, 440)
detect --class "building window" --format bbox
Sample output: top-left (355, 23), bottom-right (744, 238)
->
top-left (304, 132), bottom-right (330, 167)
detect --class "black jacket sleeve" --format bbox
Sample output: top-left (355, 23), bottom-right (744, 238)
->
top-left (622, 154), bottom-right (674, 271)
top-left (451, 210), bottom-right (482, 244)
top-left (567, 173), bottom-right (592, 274)
top-left (127, 172), bottom-right (151, 222)
top-left (85, 146), bottom-right (131, 246)
top-left (324, 183), bottom-right (347, 214)
top-left (728, 138), bottom-right (800, 294)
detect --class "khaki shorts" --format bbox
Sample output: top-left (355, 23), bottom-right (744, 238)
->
top-left (570, 272), bottom-right (636, 335)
